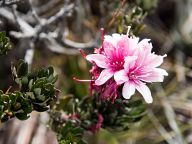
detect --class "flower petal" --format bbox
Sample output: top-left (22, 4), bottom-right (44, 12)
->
top-left (111, 33), bottom-right (122, 46)
top-left (128, 37), bottom-right (139, 52)
top-left (124, 56), bottom-right (138, 72)
top-left (95, 69), bottom-right (114, 85)
top-left (86, 54), bottom-right (108, 68)
top-left (138, 68), bottom-right (168, 82)
top-left (104, 34), bottom-right (121, 47)
top-left (114, 70), bottom-right (128, 85)
top-left (145, 54), bottom-right (166, 68)
top-left (116, 35), bottom-right (129, 56)
top-left (135, 82), bottom-right (153, 103)
top-left (122, 81), bottom-right (136, 99)
top-left (103, 41), bottom-right (116, 57)
top-left (104, 35), bottom-right (113, 43)
top-left (135, 49), bottom-right (147, 66)
top-left (137, 39), bottom-right (152, 50)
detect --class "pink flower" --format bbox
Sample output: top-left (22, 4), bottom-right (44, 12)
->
top-left (86, 34), bottom-right (139, 85)
top-left (114, 39), bottom-right (168, 103)
top-left (86, 31), bottom-right (168, 103)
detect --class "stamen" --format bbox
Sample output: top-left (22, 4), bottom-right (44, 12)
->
top-left (100, 28), bottom-right (105, 53)
top-left (126, 26), bottom-right (131, 36)
top-left (163, 54), bottom-right (167, 58)
top-left (73, 77), bottom-right (93, 83)
top-left (100, 28), bottom-right (105, 42)
top-left (79, 49), bottom-right (87, 58)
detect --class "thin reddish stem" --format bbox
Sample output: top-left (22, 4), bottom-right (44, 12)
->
top-left (108, 0), bottom-right (126, 27)
top-left (99, 28), bottom-right (105, 53)
top-left (79, 49), bottom-right (87, 58)
top-left (112, 84), bottom-right (118, 103)
top-left (89, 81), bottom-right (94, 96)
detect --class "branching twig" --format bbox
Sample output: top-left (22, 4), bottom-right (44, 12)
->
top-left (28, 0), bottom-right (41, 25)
top-left (39, 33), bottom-right (79, 55)
top-left (35, 3), bottom-right (74, 35)
top-left (0, 0), bottom-right (21, 6)
top-left (2, 2), bottom-right (94, 55)
top-left (155, 84), bottom-right (186, 144)
top-left (148, 110), bottom-right (175, 144)
top-left (108, 0), bottom-right (126, 27)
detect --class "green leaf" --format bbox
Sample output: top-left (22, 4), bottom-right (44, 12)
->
top-left (17, 60), bottom-right (28, 77)
top-left (33, 104), bottom-right (49, 112)
top-left (31, 78), bottom-right (46, 90)
top-left (126, 99), bottom-right (143, 107)
top-left (34, 88), bottom-right (41, 96)
top-left (1, 60), bottom-right (58, 122)
top-left (1, 114), bottom-right (10, 122)
top-left (21, 76), bottom-right (28, 85)
top-left (26, 92), bottom-right (35, 100)
top-left (0, 32), bottom-right (12, 55)
top-left (36, 94), bottom-right (46, 102)
top-left (15, 78), bottom-right (22, 87)
top-left (28, 79), bottom-right (34, 90)
top-left (15, 112), bottom-right (30, 120)
top-left (58, 122), bottom-right (86, 144)
top-left (48, 66), bottom-right (54, 75)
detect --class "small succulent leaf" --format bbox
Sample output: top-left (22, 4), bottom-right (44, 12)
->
top-left (15, 112), bottom-right (30, 120)
top-left (0, 32), bottom-right (12, 55)
top-left (17, 60), bottom-right (28, 77)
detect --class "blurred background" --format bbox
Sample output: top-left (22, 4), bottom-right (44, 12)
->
top-left (0, 0), bottom-right (192, 143)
